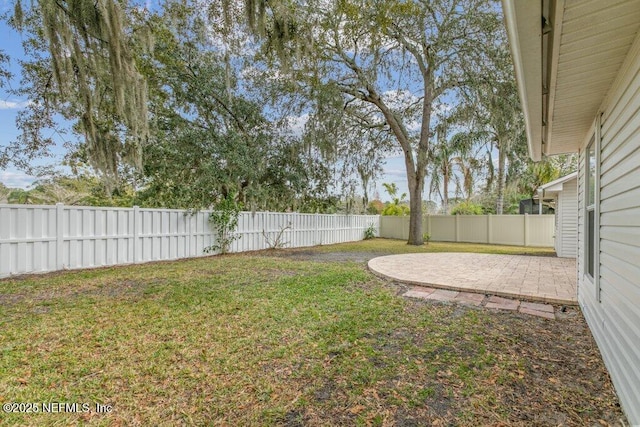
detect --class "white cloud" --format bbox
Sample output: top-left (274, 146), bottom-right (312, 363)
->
top-left (0, 170), bottom-right (35, 189)
top-left (382, 89), bottom-right (420, 110)
top-left (382, 152), bottom-right (402, 160)
top-left (382, 167), bottom-right (407, 179)
top-left (283, 113), bottom-right (309, 138)
top-left (0, 99), bottom-right (31, 110)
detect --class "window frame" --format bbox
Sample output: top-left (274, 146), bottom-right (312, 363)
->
top-left (584, 114), bottom-right (601, 302)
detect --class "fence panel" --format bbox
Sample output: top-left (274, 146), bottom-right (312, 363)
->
top-left (0, 205), bottom-right (57, 276)
top-left (429, 216), bottom-right (456, 242)
top-left (379, 216), bottom-right (407, 240)
top-left (457, 215), bottom-right (489, 243)
top-left (381, 214), bottom-right (554, 247)
top-left (527, 215), bottom-right (556, 247)
top-left (0, 204), bottom-right (379, 278)
top-left (490, 215), bottom-right (527, 246)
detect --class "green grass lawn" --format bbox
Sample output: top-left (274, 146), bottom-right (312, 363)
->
top-left (0, 239), bottom-right (623, 426)
top-left (313, 238), bottom-right (557, 256)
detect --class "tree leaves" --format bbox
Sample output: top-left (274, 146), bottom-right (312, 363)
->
top-left (8, 0), bottom-right (148, 186)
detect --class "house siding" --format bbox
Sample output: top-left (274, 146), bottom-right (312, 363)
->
top-left (557, 178), bottom-right (578, 258)
top-left (578, 30), bottom-right (640, 426)
top-left (554, 195), bottom-right (561, 255)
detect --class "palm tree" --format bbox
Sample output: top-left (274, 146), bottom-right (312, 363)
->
top-left (453, 154), bottom-right (482, 201)
top-left (455, 42), bottom-right (527, 214)
top-left (428, 125), bottom-right (480, 213)
top-left (381, 182), bottom-right (409, 216)
top-left (489, 82), bottom-right (526, 214)
top-left (428, 142), bottom-right (455, 214)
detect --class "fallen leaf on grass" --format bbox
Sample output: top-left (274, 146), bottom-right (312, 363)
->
top-left (349, 405), bottom-right (365, 414)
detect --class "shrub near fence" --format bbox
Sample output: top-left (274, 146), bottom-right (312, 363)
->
top-left (0, 203), bottom-right (379, 278)
top-left (379, 214), bottom-right (554, 247)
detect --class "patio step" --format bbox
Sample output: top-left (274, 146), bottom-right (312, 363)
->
top-left (403, 286), bottom-right (558, 320)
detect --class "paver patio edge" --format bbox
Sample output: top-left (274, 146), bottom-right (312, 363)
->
top-left (367, 253), bottom-right (578, 306)
top-left (369, 266), bottom-right (576, 306)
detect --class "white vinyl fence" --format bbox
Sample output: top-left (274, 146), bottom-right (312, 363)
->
top-left (380, 214), bottom-right (555, 247)
top-left (0, 203), bottom-right (380, 278)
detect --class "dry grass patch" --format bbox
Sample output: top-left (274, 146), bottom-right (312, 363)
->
top-left (314, 238), bottom-right (558, 256)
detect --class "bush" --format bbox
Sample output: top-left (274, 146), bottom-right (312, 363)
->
top-left (366, 199), bottom-right (384, 215)
top-left (364, 223), bottom-right (377, 240)
top-left (450, 201), bottom-right (483, 215)
top-left (204, 194), bottom-right (242, 254)
top-left (382, 204), bottom-right (410, 216)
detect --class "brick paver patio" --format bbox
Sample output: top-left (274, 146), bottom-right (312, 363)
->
top-left (368, 253), bottom-right (577, 305)
top-left (402, 286), bottom-right (559, 319)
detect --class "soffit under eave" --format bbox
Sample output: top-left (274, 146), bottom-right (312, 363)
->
top-left (502, 0), bottom-right (543, 161)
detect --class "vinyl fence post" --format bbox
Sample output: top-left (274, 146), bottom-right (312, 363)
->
top-left (56, 203), bottom-right (64, 270)
top-left (133, 206), bottom-right (140, 263)
top-left (487, 214), bottom-right (492, 245)
top-left (262, 211), bottom-right (266, 250)
top-left (524, 213), bottom-right (529, 247)
top-left (455, 214), bottom-right (460, 242)
top-left (350, 214), bottom-right (354, 241)
top-left (187, 213), bottom-right (192, 257)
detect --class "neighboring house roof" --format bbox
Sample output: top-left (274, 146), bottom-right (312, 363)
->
top-left (502, 0), bottom-right (640, 160)
top-left (537, 171), bottom-right (578, 197)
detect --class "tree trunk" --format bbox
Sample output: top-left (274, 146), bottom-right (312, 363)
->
top-left (442, 164), bottom-right (449, 214)
top-left (359, 168), bottom-right (370, 214)
top-left (485, 151), bottom-right (495, 194)
top-left (496, 146), bottom-right (506, 214)
top-left (362, 81), bottom-right (430, 246)
top-left (407, 172), bottom-right (424, 245)
top-left (366, 95), bottom-right (426, 245)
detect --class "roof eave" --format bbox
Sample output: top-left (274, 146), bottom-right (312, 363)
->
top-left (539, 171), bottom-right (579, 192)
top-left (502, 0), bottom-right (543, 161)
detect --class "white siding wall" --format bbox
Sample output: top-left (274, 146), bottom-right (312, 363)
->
top-left (578, 30), bottom-right (640, 425)
top-left (554, 196), bottom-right (561, 255)
top-left (557, 179), bottom-right (578, 258)
top-left (0, 205), bottom-right (379, 278)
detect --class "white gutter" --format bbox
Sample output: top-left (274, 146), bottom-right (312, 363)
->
top-left (502, 0), bottom-right (543, 161)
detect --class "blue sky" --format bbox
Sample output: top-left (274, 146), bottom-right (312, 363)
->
top-left (1, 9), bottom-right (77, 188)
top-left (0, 8), bottom-right (414, 202)
top-left (0, 16), bottom-right (36, 187)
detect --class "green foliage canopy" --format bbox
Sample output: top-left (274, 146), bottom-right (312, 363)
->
top-left (450, 201), bottom-right (483, 215)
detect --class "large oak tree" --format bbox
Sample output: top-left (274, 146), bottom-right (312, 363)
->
top-left (246, 0), bottom-right (504, 244)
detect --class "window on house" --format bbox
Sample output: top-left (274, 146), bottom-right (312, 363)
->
top-left (585, 137), bottom-right (596, 279)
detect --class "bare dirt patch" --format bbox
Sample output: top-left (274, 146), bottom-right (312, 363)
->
top-left (262, 249), bottom-right (389, 263)
top-left (0, 278), bottom-right (165, 308)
